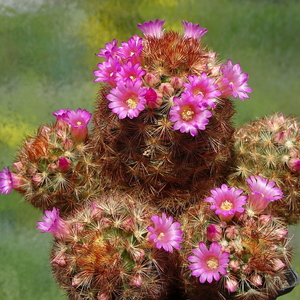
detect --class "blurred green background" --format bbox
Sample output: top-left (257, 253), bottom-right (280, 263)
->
top-left (0, 0), bottom-right (300, 299)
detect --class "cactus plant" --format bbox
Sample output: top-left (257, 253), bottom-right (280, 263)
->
top-left (1, 19), bottom-right (299, 300)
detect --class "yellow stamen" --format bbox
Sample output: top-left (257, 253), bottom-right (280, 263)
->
top-left (77, 121), bottom-right (82, 126)
top-left (206, 257), bottom-right (219, 270)
top-left (158, 232), bottom-right (165, 240)
top-left (181, 105), bottom-right (194, 121)
top-left (126, 98), bottom-right (138, 109)
top-left (221, 200), bottom-right (233, 211)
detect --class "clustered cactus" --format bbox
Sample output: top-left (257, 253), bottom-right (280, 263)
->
top-left (1, 20), bottom-right (299, 300)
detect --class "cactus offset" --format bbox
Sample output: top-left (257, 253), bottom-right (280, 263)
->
top-left (229, 113), bottom-right (300, 224)
top-left (10, 109), bottom-right (104, 215)
top-left (179, 179), bottom-right (292, 300)
top-left (49, 192), bottom-right (179, 300)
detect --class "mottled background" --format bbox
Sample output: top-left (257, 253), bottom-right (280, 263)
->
top-left (0, 0), bottom-right (300, 299)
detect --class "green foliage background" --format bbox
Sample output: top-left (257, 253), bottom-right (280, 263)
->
top-left (0, 0), bottom-right (300, 299)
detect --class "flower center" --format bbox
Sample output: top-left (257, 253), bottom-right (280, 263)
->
top-left (126, 97), bottom-right (138, 109)
top-left (180, 105), bottom-right (194, 121)
top-left (221, 200), bottom-right (233, 211)
top-left (76, 121), bottom-right (82, 126)
top-left (158, 232), bottom-right (165, 240)
top-left (206, 257), bottom-right (219, 270)
top-left (193, 88), bottom-right (204, 96)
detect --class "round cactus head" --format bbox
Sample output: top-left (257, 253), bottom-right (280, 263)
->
top-left (91, 20), bottom-right (252, 211)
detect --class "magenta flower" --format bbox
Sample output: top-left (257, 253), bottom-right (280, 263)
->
top-left (96, 39), bottom-right (119, 59)
top-left (116, 62), bottom-right (146, 83)
top-left (63, 108), bottom-right (92, 142)
top-left (53, 109), bottom-right (71, 129)
top-left (169, 92), bottom-right (212, 136)
top-left (137, 19), bottom-right (165, 38)
top-left (188, 242), bottom-right (230, 283)
top-left (106, 79), bottom-right (147, 119)
top-left (206, 184), bottom-right (247, 222)
top-left (147, 212), bottom-right (183, 253)
top-left (217, 59), bottom-right (252, 100)
top-left (183, 73), bottom-right (221, 108)
top-left (53, 109), bottom-right (70, 119)
top-left (0, 167), bottom-right (14, 194)
top-left (36, 207), bottom-right (70, 238)
top-left (246, 175), bottom-right (284, 213)
top-left (182, 20), bottom-right (207, 40)
top-left (118, 35), bottom-right (143, 65)
top-left (94, 56), bottom-right (121, 87)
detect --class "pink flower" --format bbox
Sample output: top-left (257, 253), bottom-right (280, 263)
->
top-left (217, 59), bottom-right (252, 100)
top-left (205, 184), bottom-right (247, 222)
top-left (0, 167), bottom-right (14, 194)
top-left (106, 79), bottom-right (147, 119)
top-left (64, 108), bottom-right (92, 142)
top-left (188, 242), bottom-right (229, 283)
top-left (53, 109), bottom-right (71, 129)
top-left (169, 92), bottom-right (212, 136)
top-left (96, 39), bottom-right (119, 59)
top-left (116, 62), bottom-right (146, 82)
top-left (246, 175), bottom-right (284, 213)
top-left (183, 73), bottom-right (221, 108)
top-left (36, 207), bottom-right (70, 238)
top-left (53, 109), bottom-right (70, 119)
top-left (118, 35), bottom-right (143, 65)
top-left (182, 20), bottom-right (207, 40)
top-left (94, 56), bottom-right (121, 87)
top-left (206, 224), bottom-right (222, 242)
top-left (137, 19), bottom-right (165, 38)
top-left (147, 213), bottom-right (183, 253)
top-left (0, 167), bottom-right (22, 194)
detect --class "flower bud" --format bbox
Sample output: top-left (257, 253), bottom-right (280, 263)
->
top-left (250, 274), bottom-right (262, 286)
top-left (159, 83), bottom-right (174, 97)
top-left (225, 277), bottom-right (239, 293)
top-left (225, 226), bottom-right (239, 240)
top-left (206, 224), bottom-right (222, 241)
top-left (144, 72), bottom-right (160, 87)
top-left (57, 157), bottom-right (72, 172)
